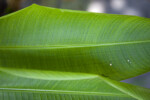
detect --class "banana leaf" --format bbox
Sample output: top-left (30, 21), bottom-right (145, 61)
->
top-left (0, 4), bottom-right (150, 100)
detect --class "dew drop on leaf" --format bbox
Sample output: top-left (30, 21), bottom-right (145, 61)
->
top-left (127, 59), bottom-right (132, 64)
top-left (110, 63), bottom-right (112, 66)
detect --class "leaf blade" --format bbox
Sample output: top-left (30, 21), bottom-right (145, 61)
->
top-left (0, 4), bottom-right (150, 100)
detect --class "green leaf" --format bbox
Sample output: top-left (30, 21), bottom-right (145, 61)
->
top-left (0, 68), bottom-right (150, 100)
top-left (0, 4), bottom-right (150, 100)
top-left (0, 71), bottom-right (134, 100)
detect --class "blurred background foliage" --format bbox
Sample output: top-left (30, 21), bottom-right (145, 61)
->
top-left (0, 0), bottom-right (150, 88)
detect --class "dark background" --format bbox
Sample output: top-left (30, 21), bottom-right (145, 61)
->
top-left (0, 0), bottom-right (150, 88)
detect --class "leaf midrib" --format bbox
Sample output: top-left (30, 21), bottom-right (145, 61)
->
top-left (0, 88), bottom-right (130, 97)
top-left (0, 40), bottom-right (149, 49)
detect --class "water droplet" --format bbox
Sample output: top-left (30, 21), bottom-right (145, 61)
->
top-left (110, 63), bottom-right (112, 66)
top-left (127, 59), bottom-right (132, 64)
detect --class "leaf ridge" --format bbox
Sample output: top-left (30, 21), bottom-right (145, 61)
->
top-left (0, 88), bottom-right (129, 97)
top-left (0, 40), bottom-right (149, 49)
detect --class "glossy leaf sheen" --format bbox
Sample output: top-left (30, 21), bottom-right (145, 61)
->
top-left (0, 4), bottom-right (150, 100)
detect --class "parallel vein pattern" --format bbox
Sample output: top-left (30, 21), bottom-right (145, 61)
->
top-left (0, 4), bottom-right (150, 100)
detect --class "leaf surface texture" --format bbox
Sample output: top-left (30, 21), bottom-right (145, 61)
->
top-left (0, 4), bottom-right (150, 100)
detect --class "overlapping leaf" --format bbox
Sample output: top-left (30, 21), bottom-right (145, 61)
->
top-left (0, 4), bottom-right (150, 100)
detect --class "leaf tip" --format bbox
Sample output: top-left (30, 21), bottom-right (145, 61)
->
top-left (31, 3), bottom-right (39, 7)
